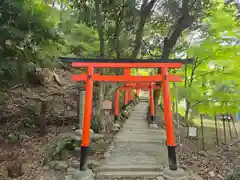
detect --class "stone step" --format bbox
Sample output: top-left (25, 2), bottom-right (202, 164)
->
top-left (120, 130), bottom-right (166, 135)
top-left (103, 158), bottom-right (168, 167)
top-left (128, 117), bottom-right (147, 119)
top-left (114, 138), bottom-right (165, 143)
top-left (123, 123), bottom-right (147, 126)
top-left (102, 160), bottom-right (165, 165)
top-left (130, 111), bottom-right (147, 113)
top-left (115, 136), bottom-right (165, 141)
top-left (128, 116), bottom-right (147, 120)
top-left (123, 121), bottom-right (147, 124)
top-left (95, 101), bottom-right (170, 180)
top-left (123, 122), bottom-right (147, 125)
top-left (130, 110), bottom-right (147, 112)
top-left (122, 125), bottom-right (148, 129)
top-left (127, 119), bottom-right (147, 121)
top-left (117, 132), bottom-right (165, 137)
top-left (116, 132), bottom-right (165, 136)
top-left (128, 116), bottom-right (147, 119)
top-left (121, 129), bottom-right (165, 133)
top-left (97, 171), bottom-right (163, 179)
top-left (115, 134), bottom-right (165, 140)
top-left (99, 164), bottom-right (163, 172)
top-left (105, 149), bottom-right (168, 161)
top-left (121, 126), bottom-right (148, 130)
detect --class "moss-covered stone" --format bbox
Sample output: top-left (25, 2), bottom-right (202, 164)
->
top-left (42, 132), bottom-right (82, 165)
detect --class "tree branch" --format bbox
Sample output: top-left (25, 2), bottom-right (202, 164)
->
top-left (162, 0), bottom-right (193, 59)
top-left (95, 0), bottom-right (104, 57)
top-left (114, 1), bottom-right (125, 59)
top-left (191, 100), bottom-right (209, 108)
top-left (131, 0), bottom-right (157, 58)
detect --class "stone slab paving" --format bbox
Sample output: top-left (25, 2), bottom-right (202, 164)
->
top-left (95, 98), bottom-right (202, 180)
top-left (95, 101), bottom-right (168, 180)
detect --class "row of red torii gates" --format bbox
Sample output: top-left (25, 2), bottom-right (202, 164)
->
top-left (60, 57), bottom-right (193, 171)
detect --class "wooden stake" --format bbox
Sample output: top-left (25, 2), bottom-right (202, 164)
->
top-left (214, 114), bottom-right (219, 146)
top-left (223, 115), bottom-right (227, 144)
top-left (200, 114), bottom-right (205, 150)
top-left (232, 117), bottom-right (238, 140)
top-left (227, 113), bottom-right (233, 141)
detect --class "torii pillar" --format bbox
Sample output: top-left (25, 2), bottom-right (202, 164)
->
top-left (124, 68), bottom-right (133, 104)
top-left (162, 67), bottom-right (177, 170)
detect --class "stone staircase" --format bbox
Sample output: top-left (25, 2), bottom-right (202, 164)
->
top-left (95, 101), bottom-right (168, 179)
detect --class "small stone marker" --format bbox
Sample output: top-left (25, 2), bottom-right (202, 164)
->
top-left (188, 127), bottom-right (197, 137)
top-left (79, 90), bottom-right (85, 129)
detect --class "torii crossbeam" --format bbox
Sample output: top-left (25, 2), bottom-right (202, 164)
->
top-left (60, 57), bottom-right (193, 171)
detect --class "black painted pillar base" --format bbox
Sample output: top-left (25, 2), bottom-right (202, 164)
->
top-left (114, 116), bottom-right (118, 122)
top-left (122, 104), bottom-right (127, 110)
top-left (80, 146), bottom-right (89, 171)
top-left (129, 100), bottom-right (134, 105)
top-left (167, 145), bottom-right (177, 170)
top-left (151, 116), bottom-right (155, 123)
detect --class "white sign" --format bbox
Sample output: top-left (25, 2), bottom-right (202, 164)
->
top-left (188, 127), bottom-right (197, 137)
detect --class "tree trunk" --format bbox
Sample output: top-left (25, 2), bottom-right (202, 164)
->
top-left (131, 0), bottom-right (157, 58)
top-left (223, 117), bottom-right (227, 144)
top-left (153, 0), bottom-right (194, 114)
top-left (184, 100), bottom-right (190, 123)
top-left (200, 115), bottom-right (205, 150)
top-left (231, 115), bottom-right (238, 140)
top-left (95, 0), bottom-right (105, 127)
top-left (52, 0), bottom-right (56, 7)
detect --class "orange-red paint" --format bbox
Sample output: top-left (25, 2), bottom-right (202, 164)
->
top-left (114, 90), bottom-right (119, 116)
top-left (124, 89), bottom-right (128, 105)
top-left (72, 74), bottom-right (181, 82)
top-left (149, 83), bottom-right (155, 116)
top-left (162, 67), bottom-right (176, 146)
top-left (128, 89), bottom-right (133, 101)
top-left (124, 68), bottom-right (131, 74)
top-left (119, 84), bottom-right (161, 89)
top-left (81, 65), bottom-right (94, 147)
top-left (124, 68), bottom-right (130, 103)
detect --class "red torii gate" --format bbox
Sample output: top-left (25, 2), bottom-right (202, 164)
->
top-left (118, 83), bottom-right (159, 122)
top-left (60, 57), bottom-right (193, 171)
top-left (118, 81), bottom-right (177, 122)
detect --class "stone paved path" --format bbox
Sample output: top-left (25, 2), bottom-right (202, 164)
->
top-left (95, 100), bottom-right (169, 179)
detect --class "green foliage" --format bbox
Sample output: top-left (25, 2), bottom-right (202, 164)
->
top-left (64, 23), bottom-right (100, 57)
top-left (176, 3), bottom-right (240, 118)
top-left (225, 169), bottom-right (240, 180)
top-left (0, 0), bottom-right (100, 89)
top-left (0, 0), bottom-right (60, 87)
